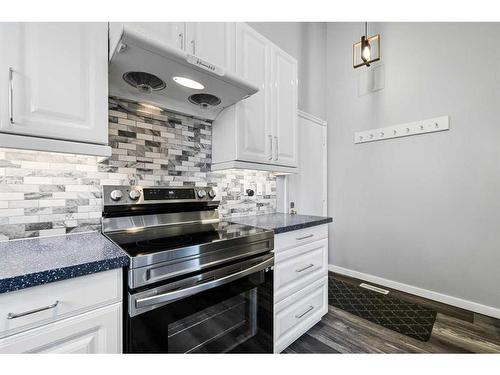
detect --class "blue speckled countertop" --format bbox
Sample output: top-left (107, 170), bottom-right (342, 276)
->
top-left (229, 213), bottom-right (332, 234)
top-left (0, 232), bottom-right (129, 295)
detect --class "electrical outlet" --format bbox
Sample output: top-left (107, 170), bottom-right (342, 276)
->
top-left (265, 184), bottom-right (272, 196)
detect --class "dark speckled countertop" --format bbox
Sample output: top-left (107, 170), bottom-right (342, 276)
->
top-left (229, 213), bottom-right (332, 234)
top-left (0, 232), bottom-right (129, 295)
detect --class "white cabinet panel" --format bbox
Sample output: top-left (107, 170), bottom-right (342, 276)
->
top-left (186, 22), bottom-right (235, 72)
top-left (0, 303), bottom-right (122, 354)
top-left (274, 224), bottom-right (328, 252)
top-left (0, 269), bottom-right (122, 339)
top-left (272, 46), bottom-right (298, 166)
top-left (234, 23), bottom-right (272, 164)
top-left (274, 239), bottom-right (328, 303)
top-left (0, 23), bottom-right (108, 145)
top-left (274, 276), bottom-right (328, 353)
top-left (125, 22), bottom-right (186, 50)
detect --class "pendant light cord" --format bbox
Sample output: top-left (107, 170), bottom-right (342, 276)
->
top-left (365, 22), bottom-right (368, 38)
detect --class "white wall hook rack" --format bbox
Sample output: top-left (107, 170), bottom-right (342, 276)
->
top-left (354, 115), bottom-right (449, 144)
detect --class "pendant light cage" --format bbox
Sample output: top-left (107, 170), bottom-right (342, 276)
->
top-left (353, 22), bottom-right (381, 69)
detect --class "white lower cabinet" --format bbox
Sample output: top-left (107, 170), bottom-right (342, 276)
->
top-left (0, 303), bottom-right (121, 354)
top-left (273, 225), bottom-right (329, 353)
top-left (0, 269), bottom-right (123, 354)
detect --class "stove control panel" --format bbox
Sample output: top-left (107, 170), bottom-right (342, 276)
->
top-left (103, 186), bottom-right (218, 206)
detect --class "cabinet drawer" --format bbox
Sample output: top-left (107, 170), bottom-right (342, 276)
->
top-left (274, 276), bottom-right (328, 353)
top-left (0, 269), bottom-right (122, 339)
top-left (0, 303), bottom-right (122, 353)
top-left (274, 238), bottom-right (328, 303)
top-left (274, 225), bottom-right (328, 252)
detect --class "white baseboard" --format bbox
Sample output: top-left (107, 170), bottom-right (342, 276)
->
top-left (329, 264), bottom-right (500, 319)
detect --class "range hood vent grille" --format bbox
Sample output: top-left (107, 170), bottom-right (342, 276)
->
top-left (123, 71), bottom-right (166, 93)
top-left (188, 93), bottom-right (222, 108)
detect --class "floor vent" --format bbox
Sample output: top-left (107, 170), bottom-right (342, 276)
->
top-left (359, 283), bottom-right (389, 295)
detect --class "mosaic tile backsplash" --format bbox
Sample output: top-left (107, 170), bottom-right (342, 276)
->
top-left (0, 97), bottom-right (276, 240)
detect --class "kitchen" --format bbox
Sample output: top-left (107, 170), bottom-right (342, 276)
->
top-left (0, 21), bottom-right (331, 354)
top-left (1, 0), bottom-right (500, 373)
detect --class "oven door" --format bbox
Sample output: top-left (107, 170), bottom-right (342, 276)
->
top-left (126, 254), bottom-right (274, 353)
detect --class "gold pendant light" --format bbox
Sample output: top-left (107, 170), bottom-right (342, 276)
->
top-left (353, 22), bottom-right (380, 69)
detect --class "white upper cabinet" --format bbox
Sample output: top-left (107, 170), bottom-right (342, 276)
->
top-left (234, 23), bottom-right (272, 164)
top-left (185, 23), bottom-right (235, 72)
top-left (212, 23), bottom-right (298, 171)
top-left (113, 23), bottom-right (235, 73)
top-left (122, 22), bottom-right (186, 51)
top-left (271, 46), bottom-right (298, 166)
top-left (0, 23), bottom-right (108, 146)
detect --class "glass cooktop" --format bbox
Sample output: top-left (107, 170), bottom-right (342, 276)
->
top-left (106, 221), bottom-right (272, 258)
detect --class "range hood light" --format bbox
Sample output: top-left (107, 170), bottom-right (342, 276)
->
top-left (173, 76), bottom-right (205, 90)
top-left (140, 103), bottom-right (162, 111)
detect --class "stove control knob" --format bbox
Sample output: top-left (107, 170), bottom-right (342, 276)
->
top-left (208, 189), bottom-right (216, 199)
top-left (129, 189), bottom-right (141, 201)
top-left (110, 190), bottom-right (123, 201)
top-left (197, 189), bottom-right (207, 199)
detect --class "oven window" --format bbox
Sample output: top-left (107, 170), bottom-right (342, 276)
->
top-left (126, 269), bottom-right (273, 353)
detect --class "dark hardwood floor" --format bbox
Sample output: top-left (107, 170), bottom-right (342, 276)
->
top-left (283, 273), bottom-right (500, 354)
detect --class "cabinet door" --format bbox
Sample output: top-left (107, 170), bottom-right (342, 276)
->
top-left (234, 23), bottom-right (272, 164)
top-left (186, 23), bottom-right (235, 72)
top-left (0, 23), bottom-right (108, 144)
top-left (272, 46), bottom-right (298, 166)
top-left (0, 303), bottom-right (122, 354)
top-left (126, 22), bottom-right (186, 50)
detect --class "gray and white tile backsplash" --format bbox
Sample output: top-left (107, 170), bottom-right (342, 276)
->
top-left (0, 97), bottom-right (276, 240)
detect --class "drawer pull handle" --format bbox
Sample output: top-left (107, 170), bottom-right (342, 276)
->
top-left (295, 305), bottom-right (314, 319)
top-left (296, 234), bottom-right (314, 241)
top-left (296, 264), bottom-right (314, 273)
top-left (7, 301), bottom-right (59, 320)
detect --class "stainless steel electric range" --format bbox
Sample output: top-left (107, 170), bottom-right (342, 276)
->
top-left (102, 185), bottom-right (274, 354)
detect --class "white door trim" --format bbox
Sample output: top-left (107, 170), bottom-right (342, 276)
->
top-left (329, 264), bottom-right (500, 319)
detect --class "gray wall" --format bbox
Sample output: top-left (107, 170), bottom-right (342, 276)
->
top-left (327, 23), bottom-right (500, 310)
top-left (248, 22), bottom-right (327, 119)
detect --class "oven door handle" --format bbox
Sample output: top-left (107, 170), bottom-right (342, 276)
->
top-left (134, 256), bottom-right (274, 309)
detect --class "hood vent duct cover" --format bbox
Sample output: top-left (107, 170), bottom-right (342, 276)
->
top-left (123, 71), bottom-right (166, 93)
top-left (188, 93), bottom-right (222, 108)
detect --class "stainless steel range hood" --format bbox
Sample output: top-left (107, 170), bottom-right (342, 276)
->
top-left (108, 24), bottom-right (259, 120)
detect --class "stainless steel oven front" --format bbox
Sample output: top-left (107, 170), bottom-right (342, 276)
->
top-left (125, 254), bottom-right (274, 353)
